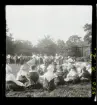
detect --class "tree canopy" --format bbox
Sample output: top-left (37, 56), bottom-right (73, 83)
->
top-left (83, 23), bottom-right (92, 45)
top-left (6, 23), bottom-right (91, 57)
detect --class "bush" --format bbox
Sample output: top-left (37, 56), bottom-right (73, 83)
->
top-left (83, 56), bottom-right (90, 62)
top-left (76, 57), bottom-right (84, 62)
top-left (76, 56), bottom-right (90, 62)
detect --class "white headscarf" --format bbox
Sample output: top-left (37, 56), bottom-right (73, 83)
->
top-left (6, 64), bottom-right (25, 86)
top-left (6, 64), bottom-right (12, 74)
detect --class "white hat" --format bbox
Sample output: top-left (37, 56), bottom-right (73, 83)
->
top-left (68, 58), bottom-right (74, 63)
top-left (33, 55), bottom-right (36, 58)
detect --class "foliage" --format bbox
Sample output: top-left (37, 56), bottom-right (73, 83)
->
top-left (83, 24), bottom-right (92, 45)
top-left (65, 35), bottom-right (82, 57)
top-left (6, 24), bottom-right (14, 55)
top-left (6, 23), bottom-right (91, 57)
top-left (37, 35), bottom-right (57, 55)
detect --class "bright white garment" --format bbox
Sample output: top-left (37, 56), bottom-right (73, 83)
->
top-left (87, 68), bottom-right (91, 74)
top-left (44, 71), bottom-right (55, 82)
top-left (64, 69), bottom-right (78, 81)
top-left (39, 64), bottom-right (45, 72)
top-left (6, 64), bottom-right (25, 86)
top-left (18, 56), bottom-right (20, 59)
top-left (67, 58), bottom-right (74, 63)
top-left (40, 70), bottom-right (55, 83)
top-left (6, 64), bottom-right (12, 74)
top-left (6, 74), bottom-right (24, 86)
top-left (86, 64), bottom-right (91, 74)
top-left (7, 55), bottom-right (10, 59)
top-left (94, 96), bottom-right (96, 101)
top-left (47, 65), bottom-right (54, 72)
top-left (67, 63), bottom-right (75, 71)
top-left (20, 64), bottom-right (30, 71)
top-left (16, 70), bottom-right (27, 81)
top-left (67, 69), bottom-right (78, 77)
top-left (77, 67), bottom-right (82, 76)
top-left (16, 64), bottom-right (31, 81)
top-left (26, 59), bottom-right (36, 67)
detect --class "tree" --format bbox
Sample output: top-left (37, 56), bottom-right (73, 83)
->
top-left (83, 23), bottom-right (92, 45)
top-left (56, 39), bottom-right (65, 54)
top-left (67, 35), bottom-right (81, 43)
top-left (65, 35), bottom-right (82, 57)
top-left (13, 40), bottom-right (33, 56)
top-left (37, 35), bottom-right (57, 55)
top-left (6, 24), bottom-right (14, 55)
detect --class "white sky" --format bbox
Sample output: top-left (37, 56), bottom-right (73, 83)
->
top-left (6, 5), bottom-right (92, 45)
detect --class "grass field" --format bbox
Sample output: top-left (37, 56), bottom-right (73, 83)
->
top-left (6, 64), bottom-right (91, 97)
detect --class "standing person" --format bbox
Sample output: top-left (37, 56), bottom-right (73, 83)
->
top-left (59, 55), bottom-right (63, 65)
top-left (67, 56), bottom-right (75, 72)
top-left (17, 56), bottom-right (20, 65)
top-left (44, 54), bottom-right (49, 67)
top-left (14, 54), bottom-right (18, 64)
top-left (10, 55), bottom-right (12, 64)
top-left (55, 54), bottom-right (60, 65)
top-left (7, 54), bottom-right (11, 64)
top-left (20, 54), bottom-right (24, 65)
top-left (13, 55), bottom-right (16, 64)
top-left (11, 56), bottom-right (14, 64)
top-left (15, 55), bottom-right (18, 65)
top-left (36, 54), bottom-right (40, 65)
top-left (39, 54), bottom-right (43, 64)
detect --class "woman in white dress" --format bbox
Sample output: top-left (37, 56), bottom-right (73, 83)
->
top-left (6, 64), bottom-right (25, 91)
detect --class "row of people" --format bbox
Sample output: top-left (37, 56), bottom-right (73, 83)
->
top-left (6, 53), bottom-right (76, 65)
top-left (6, 54), bottom-right (32, 64)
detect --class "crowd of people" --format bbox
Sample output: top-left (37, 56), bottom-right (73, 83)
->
top-left (6, 54), bottom-right (32, 65)
top-left (6, 54), bottom-right (76, 66)
top-left (6, 53), bottom-right (91, 92)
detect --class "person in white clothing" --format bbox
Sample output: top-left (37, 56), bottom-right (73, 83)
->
top-left (6, 64), bottom-right (25, 91)
top-left (7, 54), bottom-right (11, 64)
top-left (39, 65), bottom-right (56, 91)
top-left (64, 65), bottom-right (80, 83)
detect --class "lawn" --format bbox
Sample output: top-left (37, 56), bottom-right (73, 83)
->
top-left (6, 64), bottom-right (91, 97)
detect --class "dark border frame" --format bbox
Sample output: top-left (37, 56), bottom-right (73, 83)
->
top-left (0, 3), bottom-right (96, 103)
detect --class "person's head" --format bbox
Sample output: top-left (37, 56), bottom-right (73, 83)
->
top-left (53, 62), bottom-right (57, 69)
top-left (68, 56), bottom-right (70, 59)
top-left (56, 54), bottom-right (58, 56)
top-left (31, 65), bottom-right (36, 70)
top-left (60, 65), bottom-right (63, 71)
top-left (33, 55), bottom-right (36, 58)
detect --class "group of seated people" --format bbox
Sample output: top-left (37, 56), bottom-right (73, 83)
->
top-left (6, 56), bottom-right (91, 91)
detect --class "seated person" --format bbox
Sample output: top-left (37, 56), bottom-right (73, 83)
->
top-left (79, 66), bottom-right (91, 81)
top-left (54, 65), bottom-right (64, 86)
top-left (16, 64), bottom-right (39, 87)
top-left (39, 66), bottom-right (56, 91)
top-left (64, 65), bottom-right (80, 83)
top-left (6, 64), bottom-right (25, 91)
top-left (26, 65), bottom-right (39, 86)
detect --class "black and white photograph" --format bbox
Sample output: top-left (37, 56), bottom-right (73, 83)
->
top-left (6, 5), bottom-right (92, 97)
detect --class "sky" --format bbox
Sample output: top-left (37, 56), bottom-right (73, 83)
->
top-left (6, 5), bottom-right (92, 45)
